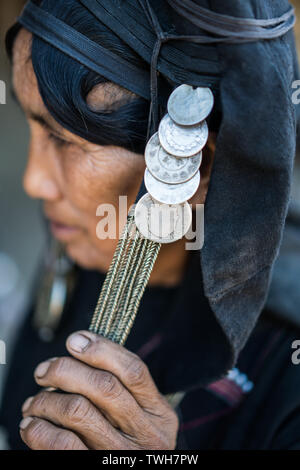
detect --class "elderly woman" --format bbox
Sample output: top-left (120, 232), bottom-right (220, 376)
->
top-left (1, 0), bottom-right (300, 450)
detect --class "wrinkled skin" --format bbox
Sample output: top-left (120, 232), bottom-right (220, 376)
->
top-left (20, 332), bottom-right (179, 450)
top-left (14, 29), bottom-right (215, 450)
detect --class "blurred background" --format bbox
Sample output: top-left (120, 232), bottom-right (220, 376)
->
top-left (0, 0), bottom-right (300, 447)
top-left (0, 2), bottom-right (46, 448)
top-left (0, 10), bottom-right (46, 330)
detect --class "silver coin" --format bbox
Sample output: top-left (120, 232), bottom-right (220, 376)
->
top-left (168, 85), bottom-right (214, 126)
top-left (145, 132), bottom-right (202, 185)
top-left (159, 114), bottom-right (208, 158)
top-left (134, 193), bottom-right (192, 244)
top-left (144, 168), bottom-right (200, 205)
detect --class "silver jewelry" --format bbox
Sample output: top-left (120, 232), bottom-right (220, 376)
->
top-left (90, 85), bottom-right (214, 351)
top-left (158, 114), bottom-right (208, 158)
top-left (145, 132), bottom-right (202, 185)
top-left (144, 168), bottom-right (200, 205)
top-left (134, 193), bottom-right (192, 244)
top-left (136, 84), bottom-right (214, 240)
top-left (168, 85), bottom-right (214, 126)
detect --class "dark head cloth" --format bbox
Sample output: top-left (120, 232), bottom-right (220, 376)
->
top-left (9, 0), bottom-right (299, 383)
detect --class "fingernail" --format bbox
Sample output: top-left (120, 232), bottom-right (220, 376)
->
top-left (19, 417), bottom-right (33, 430)
top-left (35, 361), bottom-right (51, 378)
top-left (68, 333), bottom-right (91, 353)
top-left (22, 397), bottom-right (34, 413)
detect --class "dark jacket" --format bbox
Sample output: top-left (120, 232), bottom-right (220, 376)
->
top-left (1, 201), bottom-right (300, 450)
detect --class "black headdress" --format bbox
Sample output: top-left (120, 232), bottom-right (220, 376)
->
top-left (9, 0), bottom-right (299, 384)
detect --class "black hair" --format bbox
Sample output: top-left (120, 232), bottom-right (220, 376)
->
top-left (6, 0), bottom-right (152, 154)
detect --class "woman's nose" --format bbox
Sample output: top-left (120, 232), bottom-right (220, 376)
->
top-left (23, 133), bottom-right (61, 201)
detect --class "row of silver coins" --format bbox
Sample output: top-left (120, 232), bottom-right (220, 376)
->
top-left (135, 85), bottom-right (214, 244)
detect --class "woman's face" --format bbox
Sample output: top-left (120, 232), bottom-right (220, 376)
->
top-left (13, 29), bottom-right (147, 271)
top-left (12, 29), bottom-right (214, 273)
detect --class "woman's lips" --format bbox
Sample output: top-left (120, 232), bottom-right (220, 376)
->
top-left (50, 220), bottom-right (81, 242)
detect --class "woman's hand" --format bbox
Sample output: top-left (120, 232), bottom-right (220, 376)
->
top-left (19, 331), bottom-right (179, 450)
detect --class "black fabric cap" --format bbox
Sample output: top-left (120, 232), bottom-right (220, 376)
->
top-left (200, 0), bottom-right (298, 363)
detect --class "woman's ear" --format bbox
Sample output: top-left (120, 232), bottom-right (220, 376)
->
top-left (189, 132), bottom-right (216, 207)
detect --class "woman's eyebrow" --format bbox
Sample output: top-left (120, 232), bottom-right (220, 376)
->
top-left (27, 111), bottom-right (56, 133)
top-left (28, 111), bottom-right (74, 146)
top-left (10, 85), bottom-right (60, 134)
top-left (10, 85), bottom-right (74, 144)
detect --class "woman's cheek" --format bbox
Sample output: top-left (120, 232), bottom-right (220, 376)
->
top-left (62, 143), bottom-right (144, 202)
top-left (66, 232), bottom-right (117, 271)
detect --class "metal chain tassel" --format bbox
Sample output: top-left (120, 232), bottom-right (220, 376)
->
top-left (88, 212), bottom-right (185, 408)
top-left (89, 210), bottom-right (161, 345)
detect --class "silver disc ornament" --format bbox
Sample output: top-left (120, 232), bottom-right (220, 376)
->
top-left (145, 132), bottom-right (202, 185)
top-left (159, 114), bottom-right (208, 158)
top-left (168, 85), bottom-right (214, 126)
top-left (134, 193), bottom-right (192, 244)
top-left (144, 168), bottom-right (200, 205)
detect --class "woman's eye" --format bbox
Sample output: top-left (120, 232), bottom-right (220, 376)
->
top-left (48, 132), bottom-right (70, 148)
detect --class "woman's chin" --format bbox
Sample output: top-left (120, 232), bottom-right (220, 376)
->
top-left (65, 242), bottom-right (111, 273)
